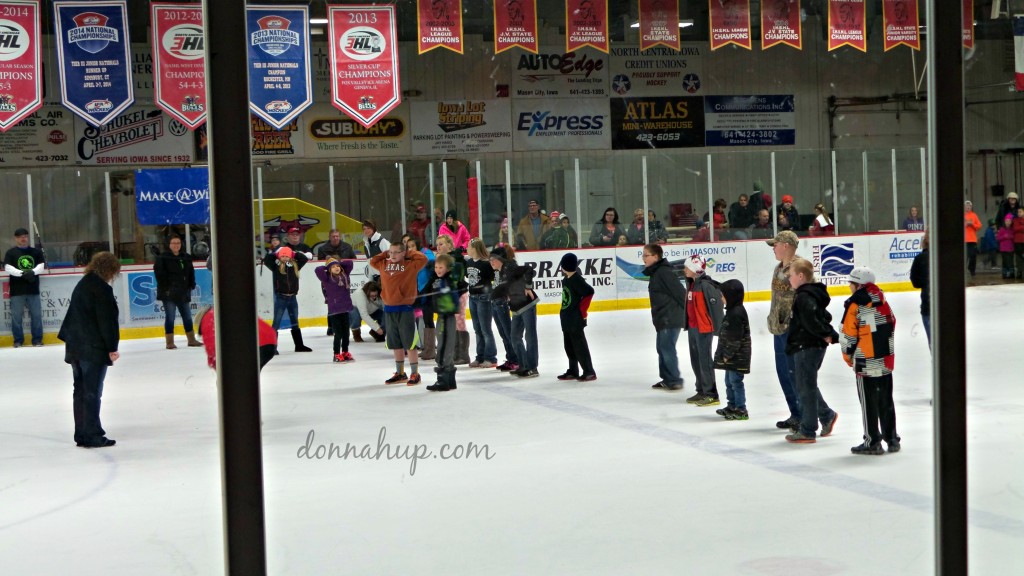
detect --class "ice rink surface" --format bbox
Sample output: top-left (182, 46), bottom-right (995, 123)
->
top-left (1, 284), bottom-right (1022, 575)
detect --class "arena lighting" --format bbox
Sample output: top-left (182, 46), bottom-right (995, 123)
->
top-left (630, 20), bottom-right (693, 28)
top-left (310, 18), bottom-right (328, 24)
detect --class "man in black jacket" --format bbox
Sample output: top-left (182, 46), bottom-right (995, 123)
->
top-left (58, 252), bottom-right (122, 448)
top-left (643, 243), bottom-right (687, 391)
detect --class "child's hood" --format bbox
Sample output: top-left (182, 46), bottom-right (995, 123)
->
top-left (796, 282), bottom-right (831, 307)
top-left (720, 279), bottom-right (745, 309)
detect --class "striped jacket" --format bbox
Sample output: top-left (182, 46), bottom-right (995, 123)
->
top-left (840, 283), bottom-right (896, 377)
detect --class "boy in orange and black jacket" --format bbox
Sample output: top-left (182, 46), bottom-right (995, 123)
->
top-left (681, 254), bottom-right (724, 407)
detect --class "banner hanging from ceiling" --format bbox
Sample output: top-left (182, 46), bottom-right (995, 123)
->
top-left (151, 3), bottom-right (207, 129)
top-left (828, 0), bottom-right (867, 52)
top-left (762, 0), bottom-right (802, 50)
top-left (246, 5), bottom-right (313, 130)
top-left (962, 0), bottom-right (974, 49)
top-left (327, 4), bottom-right (401, 129)
top-left (709, 0), bottom-right (751, 50)
top-left (1014, 15), bottom-right (1023, 92)
top-left (882, 0), bottom-right (920, 52)
top-left (417, 0), bottom-right (463, 54)
top-left (638, 0), bottom-right (680, 52)
top-left (0, 0), bottom-right (43, 132)
top-left (494, 0), bottom-right (539, 54)
top-left (566, 0), bottom-right (609, 53)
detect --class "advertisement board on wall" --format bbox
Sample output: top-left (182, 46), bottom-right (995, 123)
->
top-left (303, 102), bottom-right (410, 158)
top-left (610, 96), bottom-right (705, 150)
top-left (126, 268), bottom-right (212, 323)
top-left (512, 98), bottom-right (610, 151)
top-left (74, 104), bottom-right (194, 164)
top-left (251, 114), bottom-right (304, 157)
top-left (704, 95), bottom-right (795, 146)
top-left (510, 46), bottom-right (609, 98)
top-left (609, 44), bottom-right (704, 98)
top-left (410, 99), bottom-right (513, 156)
top-left (0, 106), bottom-right (76, 166)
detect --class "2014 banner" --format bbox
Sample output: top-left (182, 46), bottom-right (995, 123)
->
top-left (246, 5), bottom-right (313, 130)
top-left (494, 0), bottom-right (538, 54)
top-left (327, 5), bottom-right (401, 129)
top-left (762, 0), bottom-right (802, 50)
top-left (417, 0), bottom-right (463, 54)
top-left (566, 0), bottom-right (608, 53)
top-left (638, 0), bottom-right (680, 52)
top-left (828, 0), bottom-right (866, 52)
top-left (709, 0), bottom-right (751, 51)
top-left (151, 3), bottom-right (206, 129)
top-left (53, 1), bottom-right (134, 128)
top-left (962, 0), bottom-right (974, 49)
top-left (0, 0), bottom-right (42, 132)
top-left (882, 0), bottom-right (920, 52)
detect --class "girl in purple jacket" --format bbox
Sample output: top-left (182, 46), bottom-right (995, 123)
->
top-left (315, 257), bottom-right (355, 362)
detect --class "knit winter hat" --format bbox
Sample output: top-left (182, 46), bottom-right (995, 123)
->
top-left (277, 246), bottom-right (294, 259)
top-left (782, 195), bottom-right (794, 204)
top-left (559, 252), bottom-right (578, 272)
top-left (683, 254), bottom-right (706, 274)
top-left (848, 267), bottom-right (875, 285)
top-left (549, 210), bottom-right (560, 221)
top-left (446, 209), bottom-right (457, 220)
top-left (490, 246), bottom-right (508, 261)
top-left (1006, 214), bottom-right (1015, 223)
top-left (326, 256), bottom-right (342, 269)
top-left (1008, 191), bottom-right (1018, 200)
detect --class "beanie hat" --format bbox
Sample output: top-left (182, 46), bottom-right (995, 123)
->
top-left (1007, 213), bottom-right (1015, 223)
top-left (326, 256), bottom-right (342, 269)
top-left (1008, 191), bottom-right (1019, 200)
top-left (276, 246), bottom-right (294, 259)
top-left (848, 267), bottom-right (875, 285)
top-left (490, 246), bottom-right (508, 261)
top-left (549, 210), bottom-right (560, 221)
top-left (684, 254), bottom-right (706, 274)
top-left (446, 209), bottom-right (457, 220)
top-left (559, 252), bottom-right (578, 273)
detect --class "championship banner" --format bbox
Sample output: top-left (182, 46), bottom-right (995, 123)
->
top-left (1015, 15), bottom-right (1024, 92)
top-left (151, 3), bottom-right (206, 129)
top-left (638, 0), bottom-right (680, 52)
top-left (0, 0), bottom-right (42, 132)
top-left (882, 0), bottom-right (920, 52)
top-left (417, 0), bottom-right (463, 54)
top-left (135, 167), bottom-right (210, 225)
top-left (327, 5), bottom-right (401, 129)
top-left (962, 0), bottom-right (974, 49)
top-left (828, 0), bottom-right (867, 52)
top-left (494, 0), bottom-right (539, 54)
top-left (53, 1), bottom-right (133, 128)
top-left (709, 0), bottom-right (752, 51)
top-left (762, 0), bottom-right (802, 50)
top-left (566, 0), bottom-right (609, 53)
top-left (246, 5), bottom-right (313, 130)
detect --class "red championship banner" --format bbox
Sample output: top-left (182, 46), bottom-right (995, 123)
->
top-left (151, 3), bottom-right (207, 129)
top-left (494, 0), bottom-right (538, 54)
top-left (327, 5), bottom-right (400, 129)
top-left (882, 0), bottom-right (920, 51)
top-left (0, 1), bottom-right (43, 132)
top-left (417, 0), bottom-right (463, 55)
top-left (638, 0), bottom-right (681, 51)
top-left (566, 0), bottom-right (609, 53)
top-left (827, 0), bottom-right (866, 52)
top-left (762, 0), bottom-right (802, 50)
top-left (962, 0), bottom-right (974, 49)
top-left (709, 0), bottom-right (752, 50)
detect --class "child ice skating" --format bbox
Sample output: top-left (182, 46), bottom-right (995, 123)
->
top-left (557, 253), bottom-right (596, 381)
top-left (314, 257), bottom-right (355, 362)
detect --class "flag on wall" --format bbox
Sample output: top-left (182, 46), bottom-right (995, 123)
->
top-left (494, 0), bottom-right (539, 54)
top-left (151, 3), bottom-right (207, 129)
top-left (882, 0), bottom-right (920, 51)
top-left (828, 0), bottom-right (867, 52)
top-left (638, 0), bottom-right (680, 51)
top-left (0, 0), bottom-right (42, 132)
top-left (566, 0), bottom-right (609, 53)
top-left (246, 5), bottom-right (313, 130)
top-left (762, 0), bottom-right (802, 50)
top-left (327, 5), bottom-right (401, 129)
top-left (710, 0), bottom-right (751, 51)
top-left (963, 0), bottom-right (974, 49)
top-left (1014, 15), bottom-right (1024, 92)
top-left (417, 0), bottom-right (463, 54)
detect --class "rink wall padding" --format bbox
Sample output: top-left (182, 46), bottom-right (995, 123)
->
top-left (0, 232), bottom-right (923, 345)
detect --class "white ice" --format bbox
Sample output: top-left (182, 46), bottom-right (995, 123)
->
top-left (1, 284), bottom-right (1022, 576)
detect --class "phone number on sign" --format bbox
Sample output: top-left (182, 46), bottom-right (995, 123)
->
top-left (722, 130), bottom-right (778, 139)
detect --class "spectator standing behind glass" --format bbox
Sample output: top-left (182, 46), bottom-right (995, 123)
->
top-left (439, 210), bottom-right (471, 250)
top-left (997, 215), bottom-right (1016, 278)
top-left (729, 195), bottom-right (754, 240)
top-left (154, 235), bottom-right (199, 350)
top-left (625, 208), bottom-right (649, 245)
top-left (808, 203), bottom-right (835, 237)
top-left (541, 213), bottom-right (579, 248)
top-left (963, 201), bottom-right (981, 278)
top-left (1014, 207), bottom-right (1024, 279)
top-left (701, 199), bottom-right (728, 232)
top-left (516, 199), bottom-right (551, 250)
top-left (995, 191), bottom-right (1020, 224)
top-left (4, 227), bottom-right (46, 347)
top-left (589, 207), bottom-right (626, 246)
top-left (648, 211), bottom-right (669, 243)
top-left (777, 195), bottom-right (800, 229)
top-left (909, 231), bottom-right (931, 349)
top-left (902, 206), bottom-right (925, 231)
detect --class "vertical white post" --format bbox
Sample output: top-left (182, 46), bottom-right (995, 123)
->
top-left (574, 158), bottom-right (582, 248)
top-left (892, 149), bottom-right (900, 231)
top-left (328, 165), bottom-right (336, 230)
top-left (257, 167), bottom-right (266, 252)
top-left (504, 160), bottom-right (513, 246)
top-left (707, 155), bottom-right (714, 242)
top-left (642, 156), bottom-right (650, 245)
top-left (476, 160), bottom-right (483, 241)
top-left (862, 150), bottom-right (869, 232)
top-left (442, 161), bottom-right (449, 213)
top-left (26, 174), bottom-right (35, 246)
top-left (771, 152), bottom-right (778, 236)
top-left (920, 147), bottom-right (928, 227)
top-left (185, 224), bottom-right (192, 254)
top-left (429, 163), bottom-right (437, 245)
top-left (831, 151), bottom-right (840, 235)
top-left (398, 163), bottom-right (407, 235)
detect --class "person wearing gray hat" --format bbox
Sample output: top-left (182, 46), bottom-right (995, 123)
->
top-left (766, 229), bottom-right (802, 430)
top-left (4, 227), bottom-right (47, 347)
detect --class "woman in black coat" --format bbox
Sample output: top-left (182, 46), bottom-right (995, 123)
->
top-left (58, 252), bottom-right (122, 448)
top-left (154, 235), bottom-right (198, 349)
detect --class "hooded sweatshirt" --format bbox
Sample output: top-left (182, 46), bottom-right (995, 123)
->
top-left (785, 282), bottom-right (839, 355)
top-left (713, 279), bottom-right (751, 373)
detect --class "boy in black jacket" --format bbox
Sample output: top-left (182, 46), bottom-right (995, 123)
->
top-left (425, 254), bottom-right (467, 391)
top-left (714, 279), bottom-right (751, 420)
top-left (785, 258), bottom-right (840, 444)
top-left (557, 253), bottom-right (596, 381)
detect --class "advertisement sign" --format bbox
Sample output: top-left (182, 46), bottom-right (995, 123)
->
top-left (135, 167), bottom-right (210, 225)
top-left (609, 44), bottom-right (703, 97)
top-left (762, 0), bottom-right (802, 50)
top-left (962, 0), bottom-right (974, 49)
top-left (1016, 16), bottom-right (1024, 92)
top-left (638, 0), bottom-right (680, 52)
top-left (828, 0), bottom-right (867, 52)
top-left (870, 232), bottom-right (921, 282)
top-left (303, 102), bottom-right (410, 158)
top-left (704, 95), bottom-right (796, 147)
top-left (246, 5), bottom-right (314, 130)
top-left (510, 46), bottom-right (609, 98)
top-left (0, 0), bottom-right (43, 132)
top-left (494, 0), bottom-right (539, 54)
top-left (417, 0), bottom-right (463, 54)
top-left (74, 104), bottom-right (194, 164)
top-left (327, 5), bottom-right (401, 129)
top-left (1, 274), bottom-right (112, 336)
top-left (251, 113), bottom-right (303, 157)
top-left (127, 268), bottom-right (212, 323)
top-left (709, 0), bottom-right (752, 51)
top-left (566, 0), bottom-right (608, 53)
top-left (616, 243), bottom-right (747, 299)
top-left (411, 99), bottom-right (513, 156)
top-left (151, 3), bottom-right (207, 129)
top-left (512, 98), bottom-right (610, 151)
top-left (53, 1), bottom-right (133, 127)
top-left (809, 240), bottom-right (859, 286)
top-left (0, 106), bottom-right (75, 166)
top-left (882, 0), bottom-right (920, 51)
top-left (610, 96), bottom-right (705, 150)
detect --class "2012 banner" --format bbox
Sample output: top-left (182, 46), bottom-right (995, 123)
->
top-left (247, 5), bottom-right (313, 130)
top-left (638, 0), bottom-right (680, 52)
top-left (494, 0), bottom-right (538, 54)
top-left (882, 0), bottom-right (920, 52)
top-left (327, 4), bottom-right (401, 129)
top-left (762, 0), bottom-right (802, 50)
top-left (151, 3), bottom-right (206, 129)
top-left (828, 0), bottom-right (866, 52)
top-left (417, 0), bottom-right (463, 54)
top-left (0, 0), bottom-right (42, 132)
top-left (53, 1), bottom-right (134, 128)
top-left (710, 0), bottom-right (751, 51)
top-left (566, 0), bottom-right (608, 53)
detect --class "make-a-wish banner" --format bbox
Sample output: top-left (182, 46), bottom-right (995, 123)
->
top-left (246, 5), bottom-right (313, 130)
top-left (0, 1), bottom-right (43, 132)
top-left (53, 1), bottom-right (134, 128)
top-left (882, 0), bottom-right (920, 52)
top-left (762, 0), bottom-right (802, 50)
top-left (327, 5), bottom-right (401, 129)
top-left (494, 0), bottom-right (539, 54)
top-left (151, 3), bottom-right (207, 129)
top-left (566, 0), bottom-right (608, 53)
top-left (417, 0), bottom-right (463, 54)
top-left (828, 0), bottom-right (866, 52)
top-left (135, 167), bottom-right (210, 225)
top-left (638, 0), bottom-right (680, 52)
top-left (962, 0), bottom-right (974, 49)
top-left (710, 0), bottom-right (751, 50)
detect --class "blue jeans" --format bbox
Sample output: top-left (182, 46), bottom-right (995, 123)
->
top-left (72, 359), bottom-right (108, 445)
top-left (469, 295), bottom-right (497, 363)
top-left (510, 306), bottom-right (538, 371)
top-left (792, 347), bottom-right (836, 438)
top-left (9, 294), bottom-right (43, 345)
top-left (350, 308), bottom-right (384, 332)
top-left (725, 370), bottom-right (746, 409)
top-left (272, 294), bottom-right (299, 330)
top-left (773, 333), bottom-right (801, 419)
top-left (922, 314), bottom-right (931, 350)
top-left (490, 299), bottom-right (518, 364)
top-left (162, 300), bottom-right (194, 334)
top-left (655, 328), bottom-right (683, 386)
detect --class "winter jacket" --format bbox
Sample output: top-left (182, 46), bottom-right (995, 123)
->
top-left (369, 250), bottom-right (429, 309)
top-left (314, 262), bottom-right (354, 315)
top-left (644, 257), bottom-right (687, 331)
top-left (58, 272), bottom-right (119, 365)
top-left (1014, 217), bottom-right (1024, 244)
top-left (199, 308), bottom-right (277, 369)
top-left (540, 225), bottom-right (579, 249)
top-left (352, 289), bottom-right (384, 331)
top-left (767, 259), bottom-right (797, 335)
top-left (154, 250), bottom-right (196, 303)
top-left (317, 241), bottom-right (356, 260)
top-left (777, 204), bottom-right (800, 228)
top-left (909, 248), bottom-right (930, 316)
top-left (464, 257), bottom-right (495, 296)
top-left (809, 214), bottom-right (834, 237)
top-left (729, 202), bottom-right (754, 229)
top-left (516, 214), bottom-right (552, 250)
top-left (713, 279), bottom-right (751, 373)
top-left (685, 273), bottom-right (724, 335)
top-left (785, 282), bottom-right (840, 355)
top-left (491, 262), bottom-right (538, 314)
top-left (624, 222), bottom-right (648, 245)
top-left (648, 219), bottom-right (669, 242)
top-left (997, 227), bottom-right (1015, 252)
top-left (965, 211), bottom-right (982, 243)
top-left (589, 222), bottom-right (626, 246)
top-left (416, 248), bottom-right (436, 292)
top-left (980, 226), bottom-right (998, 252)
top-left (439, 221), bottom-right (471, 249)
top-left (426, 268), bottom-right (467, 315)
top-left (996, 199), bottom-right (1021, 225)
top-left (840, 283), bottom-right (896, 377)
top-left (263, 250), bottom-right (308, 295)
top-left (560, 272), bottom-right (594, 331)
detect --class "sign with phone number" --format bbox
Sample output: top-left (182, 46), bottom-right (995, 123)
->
top-left (704, 94), bottom-right (795, 146)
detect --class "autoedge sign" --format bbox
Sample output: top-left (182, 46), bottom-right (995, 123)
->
top-left (134, 167), bottom-right (210, 225)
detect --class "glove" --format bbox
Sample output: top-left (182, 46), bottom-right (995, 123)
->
top-left (21, 270), bottom-right (36, 282)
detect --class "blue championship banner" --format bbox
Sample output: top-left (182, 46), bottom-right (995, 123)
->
top-left (53, 1), bottom-right (134, 127)
top-left (247, 5), bottom-right (313, 130)
top-left (135, 167), bottom-right (210, 225)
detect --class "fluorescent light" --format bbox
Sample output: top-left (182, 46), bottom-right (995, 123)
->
top-left (631, 20), bottom-right (693, 29)
top-left (310, 18), bottom-right (328, 24)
